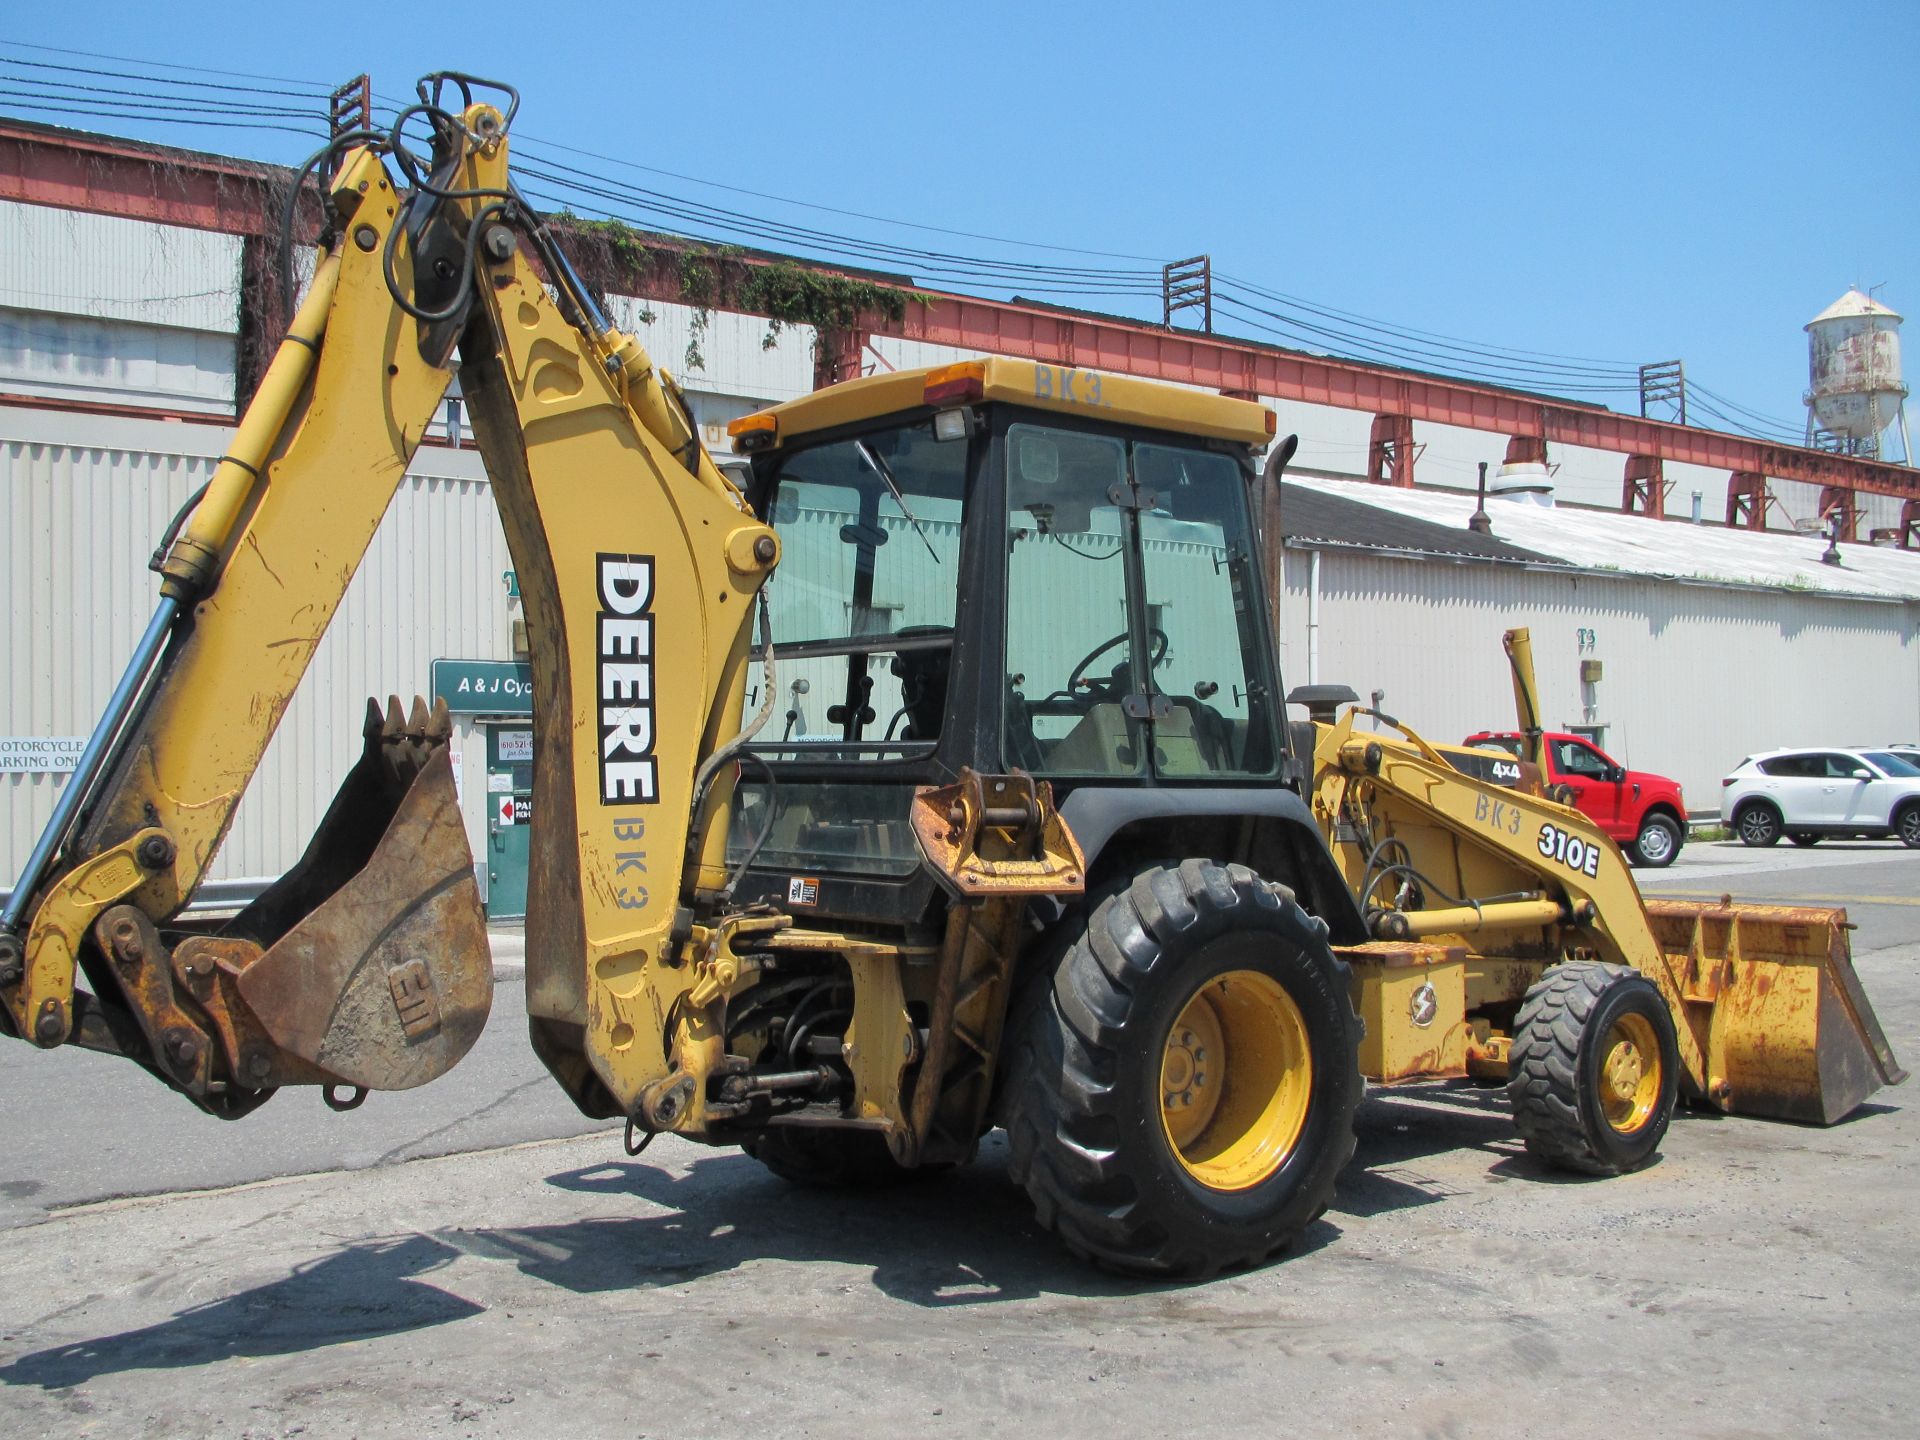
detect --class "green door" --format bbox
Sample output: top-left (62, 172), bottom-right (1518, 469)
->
top-left (485, 724), bottom-right (533, 920)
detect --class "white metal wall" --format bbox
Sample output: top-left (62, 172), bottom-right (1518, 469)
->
top-left (0, 201), bottom-right (240, 414)
top-left (1278, 544), bottom-right (1920, 801)
top-left (0, 201), bottom-right (240, 332)
top-left (2, 406), bottom-right (514, 885)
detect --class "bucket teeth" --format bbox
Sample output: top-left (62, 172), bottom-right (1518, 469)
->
top-left (357, 695), bottom-right (453, 787)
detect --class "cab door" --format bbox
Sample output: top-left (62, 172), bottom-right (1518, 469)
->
top-left (1552, 738), bottom-right (1623, 836)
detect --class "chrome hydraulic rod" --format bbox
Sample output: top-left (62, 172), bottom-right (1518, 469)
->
top-left (1, 597), bottom-right (179, 932)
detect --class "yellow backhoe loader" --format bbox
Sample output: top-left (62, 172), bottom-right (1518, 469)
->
top-left (1, 74), bottom-right (1902, 1277)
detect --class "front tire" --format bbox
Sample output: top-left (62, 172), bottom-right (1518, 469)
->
top-left (1896, 803), bottom-right (1920, 849)
top-left (1509, 961), bottom-right (1678, 1176)
top-left (1003, 860), bottom-right (1362, 1278)
top-left (1629, 813), bottom-right (1682, 867)
top-left (1736, 801), bottom-right (1783, 847)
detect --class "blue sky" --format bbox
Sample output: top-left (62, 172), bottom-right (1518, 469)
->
top-left (3, 3), bottom-right (1914, 441)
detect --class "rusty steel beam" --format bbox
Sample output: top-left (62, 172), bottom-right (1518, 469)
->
top-left (1726, 470), bottom-right (1769, 530)
top-left (6, 117), bottom-right (1917, 505)
top-left (1367, 413), bottom-right (1416, 487)
top-left (1623, 454), bottom-right (1668, 519)
top-left (886, 292), bottom-right (1920, 502)
top-left (0, 118), bottom-right (293, 237)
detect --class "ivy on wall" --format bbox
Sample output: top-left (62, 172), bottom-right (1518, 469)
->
top-left (552, 215), bottom-right (928, 372)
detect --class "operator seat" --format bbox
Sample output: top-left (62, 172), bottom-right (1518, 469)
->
top-left (887, 625), bottom-right (952, 742)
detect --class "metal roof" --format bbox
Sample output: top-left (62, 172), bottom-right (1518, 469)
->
top-left (1807, 290), bottom-right (1903, 327)
top-left (1289, 476), bottom-right (1920, 601)
top-left (1277, 481), bottom-right (1554, 564)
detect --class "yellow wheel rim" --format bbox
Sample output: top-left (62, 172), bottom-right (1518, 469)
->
top-left (1159, 969), bottom-right (1312, 1191)
top-left (1598, 1012), bottom-right (1663, 1135)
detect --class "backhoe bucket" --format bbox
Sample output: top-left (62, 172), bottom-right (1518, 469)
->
top-left (1647, 899), bottom-right (1907, 1124)
top-left (195, 697), bottom-right (493, 1092)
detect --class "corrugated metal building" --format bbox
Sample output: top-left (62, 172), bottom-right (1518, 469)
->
top-left (1273, 481), bottom-right (1920, 798)
top-left (4, 191), bottom-right (1918, 905)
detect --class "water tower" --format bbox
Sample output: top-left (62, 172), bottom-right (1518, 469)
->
top-left (1804, 289), bottom-right (1910, 463)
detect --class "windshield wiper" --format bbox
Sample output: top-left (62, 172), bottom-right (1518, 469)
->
top-left (856, 441), bottom-right (940, 562)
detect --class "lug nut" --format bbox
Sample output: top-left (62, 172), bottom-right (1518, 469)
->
top-left (34, 1004), bottom-right (64, 1045)
top-left (136, 835), bottom-right (175, 871)
top-left (353, 224), bottom-right (379, 252)
top-left (482, 225), bottom-right (517, 263)
top-left (753, 535), bottom-right (777, 564)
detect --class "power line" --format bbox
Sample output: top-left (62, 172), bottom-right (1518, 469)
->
top-left (0, 92), bottom-right (325, 138)
top-left (0, 39), bottom-right (331, 93)
top-left (1212, 294), bottom-right (1639, 396)
top-left (0, 44), bottom-right (1825, 436)
top-left (514, 182), bottom-right (1164, 305)
top-left (516, 153), bottom-right (1158, 281)
top-left (1690, 380), bottom-right (1805, 439)
top-left (0, 73), bottom-right (320, 120)
top-left (1216, 271), bottom-right (1641, 380)
top-left (513, 162), bottom-right (1162, 293)
top-left (512, 129), bottom-right (1166, 266)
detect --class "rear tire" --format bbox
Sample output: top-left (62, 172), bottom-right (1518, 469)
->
top-left (1788, 831), bottom-right (1820, 848)
top-left (744, 1126), bottom-right (924, 1188)
top-left (1736, 801), bottom-right (1783, 847)
top-left (1003, 859), bottom-right (1362, 1278)
top-left (1509, 961), bottom-right (1678, 1176)
top-left (1628, 813), bottom-right (1682, 867)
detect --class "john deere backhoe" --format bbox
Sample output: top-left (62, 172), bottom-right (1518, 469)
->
top-left (1, 75), bottom-right (1902, 1277)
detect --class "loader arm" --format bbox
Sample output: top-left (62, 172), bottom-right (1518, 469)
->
top-left (0, 81), bottom-right (775, 1121)
top-left (1310, 706), bottom-right (1904, 1123)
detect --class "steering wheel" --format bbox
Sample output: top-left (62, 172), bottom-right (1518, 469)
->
top-left (1066, 627), bottom-right (1169, 699)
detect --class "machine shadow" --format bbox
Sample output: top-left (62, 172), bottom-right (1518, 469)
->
top-left (0, 1234), bottom-right (482, 1390)
top-left (0, 1089), bottom-right (1627, 1386)
top-left (475, 1093), bottom-right (1559, 1295)
top-left (458, 1139), bottom-right (1337, 1306)
top-left (1333, 1083), bottom-right (1655, 1209)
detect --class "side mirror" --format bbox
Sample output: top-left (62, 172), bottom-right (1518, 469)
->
top-left (1852, 768), bottom-right (1873, 780)
top-left (1607, 764), bottom-right (1627, 783)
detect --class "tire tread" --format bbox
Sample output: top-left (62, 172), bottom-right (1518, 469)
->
top-left (1003, 859), bottom-right (1360, 1277)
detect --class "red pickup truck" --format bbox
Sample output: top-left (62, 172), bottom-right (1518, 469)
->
top-left (1463, 730), bottom-right (1688, 868)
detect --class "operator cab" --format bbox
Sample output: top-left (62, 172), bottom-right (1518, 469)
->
top-left (725, 360), bottom-right (1286, 926)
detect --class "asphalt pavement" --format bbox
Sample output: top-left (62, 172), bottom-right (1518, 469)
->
top-left (0, 930), bottom-right (616, 1229)
top-left (1641, 835), bottom-right (1920, 948)
top-left (0, 846), bottom-right (1915, 1435)
top-left (1, 843), bottom-right (1911, 1231)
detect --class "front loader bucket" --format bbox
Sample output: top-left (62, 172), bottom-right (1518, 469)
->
top-left (201, 697), bottom-right (492, 1092)
top-left (1647, 899), bottom-right (1907, 1125)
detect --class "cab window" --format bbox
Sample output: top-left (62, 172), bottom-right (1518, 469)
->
top-left (1553, 739), bottom-right (1611, 779)
top-left (1002, 423), bottom-right (1276, 780)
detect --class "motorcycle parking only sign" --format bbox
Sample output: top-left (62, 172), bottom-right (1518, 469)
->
top-left (0, 736), bottom-right (86, 773)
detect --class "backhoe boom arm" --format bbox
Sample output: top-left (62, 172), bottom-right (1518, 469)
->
top-left (1, 87), bottom-right (776, 1123)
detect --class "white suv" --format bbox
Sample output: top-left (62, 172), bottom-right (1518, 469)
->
top-left (1721, 748), bottom-right (1920, 848)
